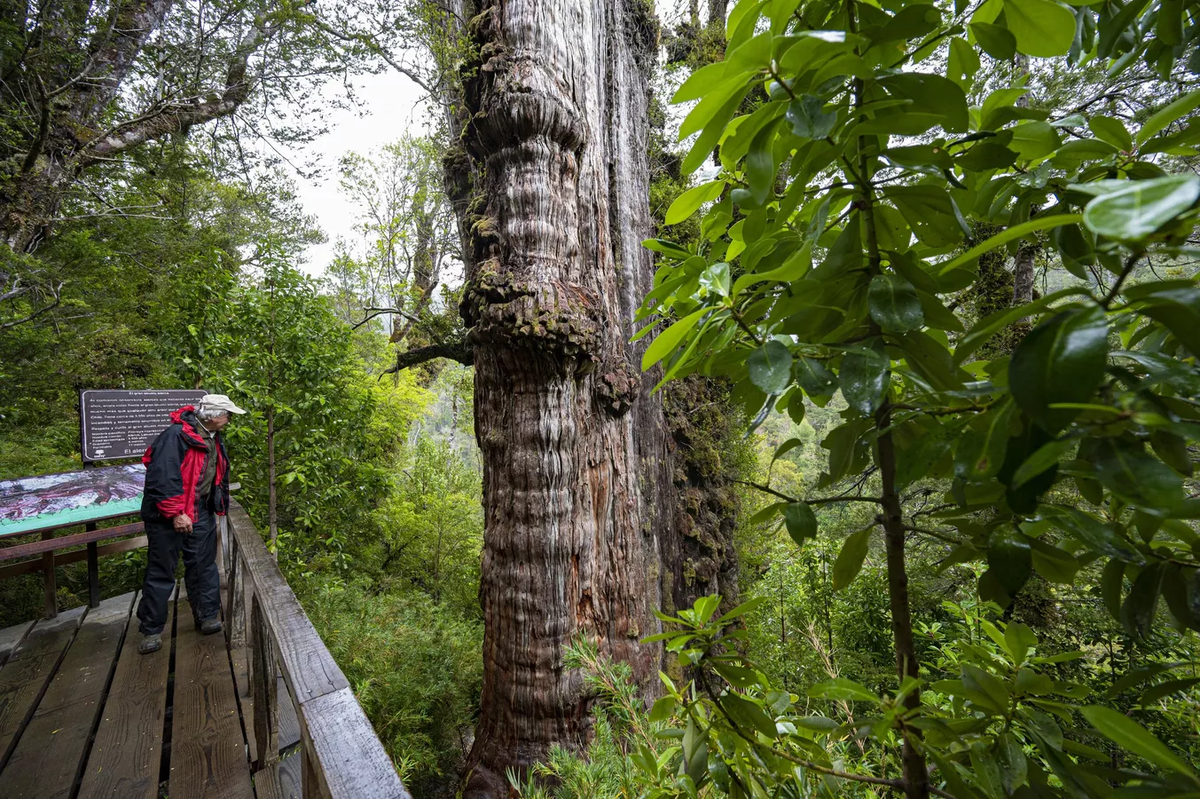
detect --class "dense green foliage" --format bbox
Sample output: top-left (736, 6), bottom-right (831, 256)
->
top-left (0, 127), bottom-right (483, 793)
top-left (628, 0), bottom-right (1200, 795)
top-left (5, 0), bottom-right (1200, 797)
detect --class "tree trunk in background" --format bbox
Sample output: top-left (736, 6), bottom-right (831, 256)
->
top-left (0, 0), bottom-right (257, 254)
top-left (444, 2), bottom-right (674, 794)
top-left (708, 0), bottom-right (728, 28)
top-left (1010, 54), bottom-right (1037, 307)
top-left (1012, 244), bottom-right (1037, 305)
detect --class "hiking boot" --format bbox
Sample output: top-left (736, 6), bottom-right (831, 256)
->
top-left (139, 633), bottom-right (162, 654)
top-left (196, 617), bottom-right (222, 635)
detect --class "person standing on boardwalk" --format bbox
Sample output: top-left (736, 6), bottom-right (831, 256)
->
top-left (137, 394), bottom-right (245, 654)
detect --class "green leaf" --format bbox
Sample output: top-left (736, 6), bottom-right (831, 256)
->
top-left (938, 215), bottom-right (1082, 276)
top-left (1011, 438), bottom-right (1074, 488)
top-left (840, 344), bottom-right (890, 417)
top-left (1004, 622), bottom-right (1038, 665)
top-left (772, 437), bottom-right (804, 465)
top-left (878, 73), bottom-right (969, 133)
top-left (1009, 120), bottom-right (1061, 160)
top-left (748, 340), bottom-right (793, 394)
top-left (1082, 175), bottom-right (1200, 241)
top-left (641, 308), bottom-right (708, 371)
top-left (955, 401), bottom-right (1015, 481)
top-left (1136, 88), bottom-right (1200, 147)
top-left (1129, 285), bottom-right (1200, 358)
top-left (988, 526), bottom-right (1032, 595)
top-left (1093, 437), bottom-right (1183, 512)
top-left (883, 185), bottom-right (967, 248)
top-left (720, 692), bottom-right (777, 738)
top-left (786, 95), bottom-right (837, 139)
top-left (1088, 116), bottom-right (1133, 151)
top-left (682, 90), bottom-right (749, 175)
top-left (1030, 539), bottom-right (1079, 584)
top-left (963, 663), bottom-right (1011, 712)
top-left (1141, 677), bottom-right (1200, 705)
top-left (832, 528), bottom-right (871, 591)
top-left (948, 37), bottom-right (981, 89)
top-left (1004, 0), bottom-right (1077, 57)
top-left (649, 695), bottom-right (676, 723)
top-left (715, 595), bottom-right (769, 624)
top-left (1080, 706), bottom-right (1197, 777)
top-left (794, 356), bottom-right (837, 396)
top-left (997, 731), bottom-right (1029, 793)
top-left (1157, 0), bottom-right (1183, 45)
top-left (1048, 507), bottom-right (1143, 564)
top-left (665, 181), bottom-right (725, 225)
top-left (1009, 306), bottom-right (1108, 434)
top-left (783, 501), bottom-right (818, 546)
top-left (868, 274), bottom-right (924, 332)
top-left (808, 678), bottom-right (877, 703)
top-left (745, 121), bottom-right (781, 205)
top-left (971, 22), bottom-right (1017, 59)
top-left (672, 61), bottom-right (729, 104)
top-left (1121, 562), bottom-right (1165, 640)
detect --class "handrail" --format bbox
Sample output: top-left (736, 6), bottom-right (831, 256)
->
top-left (0, 521), bottom-right (147, 616)
top-left (223, 499), bottom-right (411, 799)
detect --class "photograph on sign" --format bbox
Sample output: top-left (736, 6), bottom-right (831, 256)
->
top-left (80, 389), bottom-right (206, 462)
top-left (0, 464), bottom-right (146, 537)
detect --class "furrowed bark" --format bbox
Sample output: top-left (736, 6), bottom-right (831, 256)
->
top-left (451, 1), bottom-right (673, 794)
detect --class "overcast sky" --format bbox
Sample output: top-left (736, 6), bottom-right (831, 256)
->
top-left (290, 71), bottom-right (430, 275)
top-left (289, 1), bottom-right (698, 277)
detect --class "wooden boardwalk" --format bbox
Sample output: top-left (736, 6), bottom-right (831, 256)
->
top-left (0, 501), bottom-right (408, 799)
top-left (0, 588), bottom-right (280, 799)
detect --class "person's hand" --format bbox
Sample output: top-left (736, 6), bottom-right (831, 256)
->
top-left (173, 514), bottom-right (193, 534)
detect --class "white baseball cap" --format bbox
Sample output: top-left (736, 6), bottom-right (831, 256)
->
top-left (200, 394), bottom-right (247, 414)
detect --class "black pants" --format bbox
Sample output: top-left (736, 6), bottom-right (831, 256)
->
top-left (137, 499), bottom-right (220, 635)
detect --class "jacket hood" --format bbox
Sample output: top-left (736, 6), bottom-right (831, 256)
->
top-left (170, 405), bottom-right (207, 446)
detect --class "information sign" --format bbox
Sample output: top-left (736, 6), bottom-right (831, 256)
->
top-left (0, 464), bottom-right (145, 537)
top-left (80, 389), bottom-right (205, 462)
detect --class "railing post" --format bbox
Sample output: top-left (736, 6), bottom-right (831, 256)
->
top-left (41, 529), bottom-right (56, 619)
top-left (225, 535), bottom-right (240, 648)
top-left (251, 592), bottom-right (279, 770)
top-left (302, 743), bottom-right (322, 799)
top-left (86, 541), bottom-right (99, 608)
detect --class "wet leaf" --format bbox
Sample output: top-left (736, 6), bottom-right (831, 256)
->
top-left (868, 274), bottom-right (924, 332)
top-left (748, 340), bottom-right (793, 394)
top-left (1009, 306), bottom-right (1108, 434)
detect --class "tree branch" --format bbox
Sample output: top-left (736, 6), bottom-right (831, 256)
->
top-left (0, 281), bottom-right (62, 331)
top-left (378, 340), bottom-right (473, 380)
top-left (82, 11), bottom-right (271, 163)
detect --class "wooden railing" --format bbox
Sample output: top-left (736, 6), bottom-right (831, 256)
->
top-left (222, 499), bottom-right (411, 799)
top-left (0, 521), bottom-right (146, 617)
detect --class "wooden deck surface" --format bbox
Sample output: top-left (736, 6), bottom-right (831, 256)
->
top-left (0, 588), bottom-right (262, 799)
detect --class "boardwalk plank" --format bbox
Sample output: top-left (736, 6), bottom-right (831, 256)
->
top-left (169, 597), bottom-right (253, 799)
top-left (2, 593), bottom-right (133, 799)
top-left (77, 590), bottom-right (174, 799)
top-left (0, 620), bottom-right (34, 667)
top-left (0, 606), bottom-right (86, 772)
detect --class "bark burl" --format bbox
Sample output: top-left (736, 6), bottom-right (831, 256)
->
top-left (445, 1), bottom-right (674, 794)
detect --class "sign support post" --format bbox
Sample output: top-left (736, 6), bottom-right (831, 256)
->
top-left (83, 461), bottom-right (99, 609)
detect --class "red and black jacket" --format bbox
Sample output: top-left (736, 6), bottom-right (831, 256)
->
top-left (141, 406), bottom-right (230, 520)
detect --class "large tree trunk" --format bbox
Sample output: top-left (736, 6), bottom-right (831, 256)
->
top-left (445, 1), bottom-right (672, 794)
